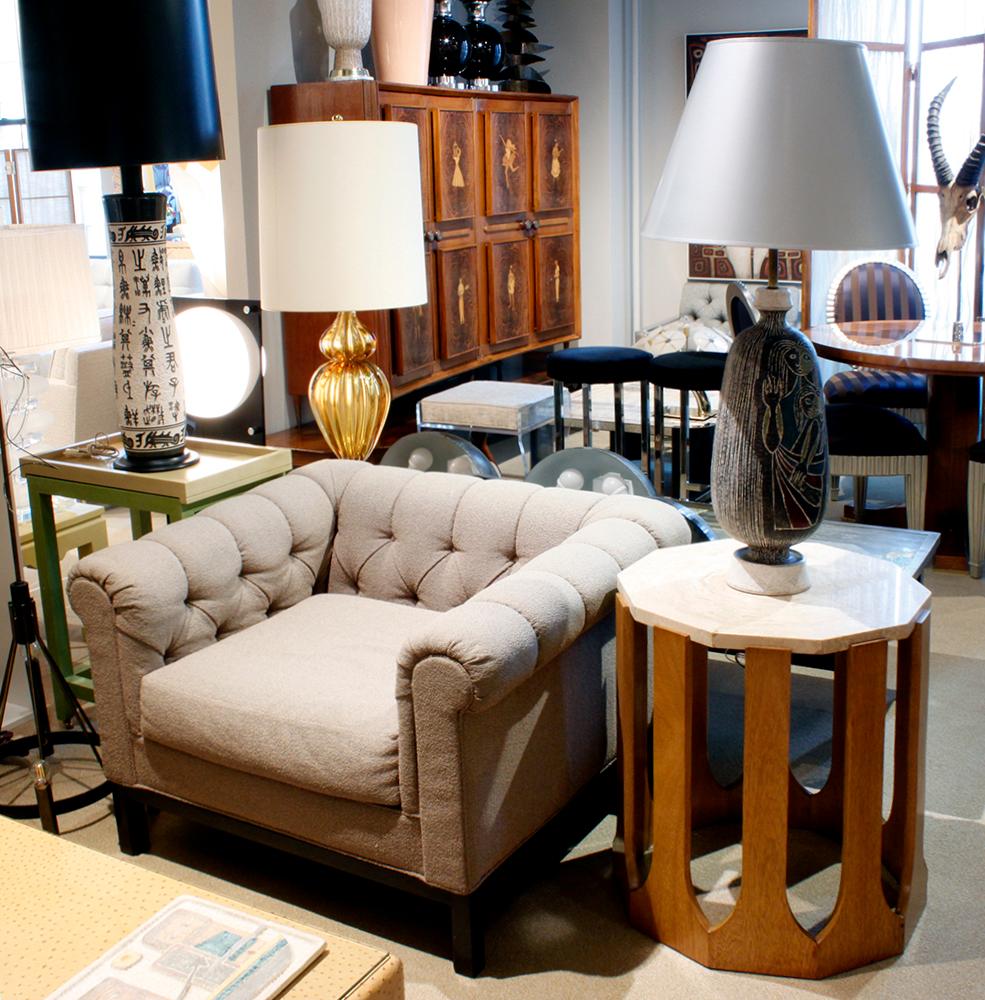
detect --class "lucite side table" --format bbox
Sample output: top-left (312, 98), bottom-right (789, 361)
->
top-left (616, 539), bottom-right (931, 978)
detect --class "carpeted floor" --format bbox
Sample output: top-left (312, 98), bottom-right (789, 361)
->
top-left (8, 473), bottom-right (985, 998)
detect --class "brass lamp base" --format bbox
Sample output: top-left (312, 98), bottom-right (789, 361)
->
top-left (309, 310), bottom-right (391, 461)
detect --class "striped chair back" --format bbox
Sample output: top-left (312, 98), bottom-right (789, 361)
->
top-left (826, 260), bottom-right (927, 324)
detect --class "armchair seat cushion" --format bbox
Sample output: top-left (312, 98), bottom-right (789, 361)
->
top-left (140, 593), bottom-right (440, 808)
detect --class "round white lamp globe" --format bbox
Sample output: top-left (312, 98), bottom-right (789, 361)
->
top-left (556, 468), bottom-right (585, 490)
top-left (408, 447), bottom-right (434, 471)
top-left (601, 474), bottom-right (629, 495)
top-left (447, 455), bottom-right (476, 476)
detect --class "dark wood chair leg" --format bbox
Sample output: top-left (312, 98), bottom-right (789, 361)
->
top-left (113, 788), bottom-right (150, 856)
top-left (450, 893), bottom-right (484, 977)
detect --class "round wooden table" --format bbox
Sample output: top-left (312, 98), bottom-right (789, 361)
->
top-left (807, 320), bottom-right (985, 568)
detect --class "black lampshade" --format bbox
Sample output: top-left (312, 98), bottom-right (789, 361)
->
top-left (18, 0), bottom-right (224, 171)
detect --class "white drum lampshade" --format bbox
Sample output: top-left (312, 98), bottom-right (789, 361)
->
top-left (0, 225), bottom-right (100, 352)
top-left (258, 120), bottom-right (426, 313)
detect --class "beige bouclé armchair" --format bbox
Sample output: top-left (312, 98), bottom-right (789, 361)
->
top-left (67, 459), bottom-right (691, 974)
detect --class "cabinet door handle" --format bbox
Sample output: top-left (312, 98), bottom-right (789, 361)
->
top-left (521, 219), bottom-right (533, 231)
top-left (433, 231), bottom-right (443, 242)
top-left (531, 219), bottom-right (541, 230)
top-left (424, 230), bottom-right (435, 243)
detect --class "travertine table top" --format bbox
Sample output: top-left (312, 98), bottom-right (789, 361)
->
top-left (617, 538), bottom-right (930, 654)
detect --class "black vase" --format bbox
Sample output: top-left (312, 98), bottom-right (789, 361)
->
top-left (462, 0), bottom-right (504, 90)
top-left (429, 1), bottom-right (469, 87)
top-left (711, 291), bottom-right (829, 595)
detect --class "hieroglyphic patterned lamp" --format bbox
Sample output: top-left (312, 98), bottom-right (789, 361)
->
top-left (257, 120), bottom-right (426, 460)
top-left (18, 0), bottom-right (224, 472)
top-left (643, 38), bottom-right (915, 595)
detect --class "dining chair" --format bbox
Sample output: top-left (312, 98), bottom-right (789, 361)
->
top-left (826, 403), bottom-right (928, 531)
top-left (823, 259), bottom-right (929, 425)
top-left (969, 440), bottom-right (985, 579)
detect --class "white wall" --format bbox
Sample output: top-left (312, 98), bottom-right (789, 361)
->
top-left (535, 0), bottom-right (631, 347)
top-left (636, 0), bottom-right (808, 328)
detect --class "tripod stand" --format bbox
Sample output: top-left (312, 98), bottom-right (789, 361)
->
top-left (0, 384), bottom-right (108, 833)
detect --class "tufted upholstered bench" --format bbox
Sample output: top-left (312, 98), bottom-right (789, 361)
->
top-left (67, 459), bottom-right (692, 976)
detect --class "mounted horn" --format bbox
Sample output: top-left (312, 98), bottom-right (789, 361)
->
top-left (955, 134), bottom-right (985, 189)
top-left (927, 79), bottom-right (955, 187)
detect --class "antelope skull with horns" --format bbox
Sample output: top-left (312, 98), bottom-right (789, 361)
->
top-left (927, 78), bottom-right (985, 278)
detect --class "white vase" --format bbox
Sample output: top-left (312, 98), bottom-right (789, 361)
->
top-left (318, 0), bottom-right (373, 80)
top-left (371, 0), bottom-right (433, 85)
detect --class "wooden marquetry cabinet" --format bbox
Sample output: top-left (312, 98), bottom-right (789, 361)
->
top-left (268, 81), bottom-right (580, 404)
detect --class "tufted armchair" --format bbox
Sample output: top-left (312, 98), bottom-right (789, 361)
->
top-left (67, 459), bottom-right (691, 975)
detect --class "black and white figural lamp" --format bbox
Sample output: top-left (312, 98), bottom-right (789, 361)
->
top-left (643, 37), bottom-right (915, 595)
top-left (18, 0), bottom-right (224, 472)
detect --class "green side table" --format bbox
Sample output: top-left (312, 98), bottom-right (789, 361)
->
top-left (21, 435), bottom-right (293, 720)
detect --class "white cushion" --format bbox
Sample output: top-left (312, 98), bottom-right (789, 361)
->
top-left (635, 318), bottom-right (731, 357)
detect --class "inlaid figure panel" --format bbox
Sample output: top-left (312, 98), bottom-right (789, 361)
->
top-left (392, 254), bottom-right (437, 377)
top-left (434, 109), bottom-right (476, 222)
top-left (385, 103), bottom-right (433, 221)
top-left (534, 114), bottom-right (573, 212)
top-left (487, 238), bottom-right (532, 346)
top-left (486, 111), bottom-right (529, 216)
top-left (535, 233), bottom-right (575, 333)
top-left (436, 246), bottom-right (480, 363)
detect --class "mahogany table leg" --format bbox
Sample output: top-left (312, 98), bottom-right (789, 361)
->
top-left (926, 374), bottom-right (982, 566)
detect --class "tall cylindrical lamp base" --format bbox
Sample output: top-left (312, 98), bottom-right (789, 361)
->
top-left (104, 193), bottom-right (194, 473)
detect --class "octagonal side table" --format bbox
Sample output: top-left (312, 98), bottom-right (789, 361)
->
top-left (616, 539), bottom-right (931, 978)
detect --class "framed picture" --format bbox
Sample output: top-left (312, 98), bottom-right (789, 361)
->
top-left (685, 28), bottom-right (807, 283)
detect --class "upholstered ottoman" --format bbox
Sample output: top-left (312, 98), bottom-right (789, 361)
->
top-left (416, 379), bottom-right (563, 473)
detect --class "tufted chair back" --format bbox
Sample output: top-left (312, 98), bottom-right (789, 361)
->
top-left (679, 281), bottom-right (801, 328)
top-left (323, 463), bottom-right (611, 610)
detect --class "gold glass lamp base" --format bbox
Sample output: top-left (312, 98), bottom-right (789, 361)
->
top-left (309, 310), bottom-right (392, 460)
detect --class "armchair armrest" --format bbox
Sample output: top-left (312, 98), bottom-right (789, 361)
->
top-left (66, 473), bottom-right (340, 782)
top-left (397, 499), bottom-right (689, 714)
top-left (397, 502), bottom-right (689, 890)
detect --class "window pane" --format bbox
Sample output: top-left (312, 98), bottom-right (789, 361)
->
top-left (922, 0), bottom-right (985, 44)
top-left (912, 191), bottom-right (978, 326)
top-left (915, 45), bottom-right (984, 188)
top-left (865, 48), bottom-right (907, 172)
top-left (0, 0), bottom-right (24, 120)
top-left (818, 0), bottom-right (908, 45)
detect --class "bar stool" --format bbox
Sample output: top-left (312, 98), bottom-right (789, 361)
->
top-left (826, 403), bottom-right (928, 530)
top-left (545, 346), bottom-right (652, 468)
top-left (968, 439), bottom-right (985, 579)
top-left (647, 351), bottom-right (727, 498)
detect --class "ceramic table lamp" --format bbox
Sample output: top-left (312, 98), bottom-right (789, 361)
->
top-left (643, 37), bottom-right (915, 595)
top-left (18, 0), bottom-right (224, 473)
top-left (257, 120), bottom-right (427, 460)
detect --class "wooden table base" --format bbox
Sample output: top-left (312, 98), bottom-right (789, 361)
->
top-left (616, 595), bottom-right (930, 978)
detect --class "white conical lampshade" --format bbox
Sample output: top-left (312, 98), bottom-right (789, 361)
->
top-left (643, 37), bottom-right (916, 252)
top-left (257, 120), bottom-right (427, 313)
